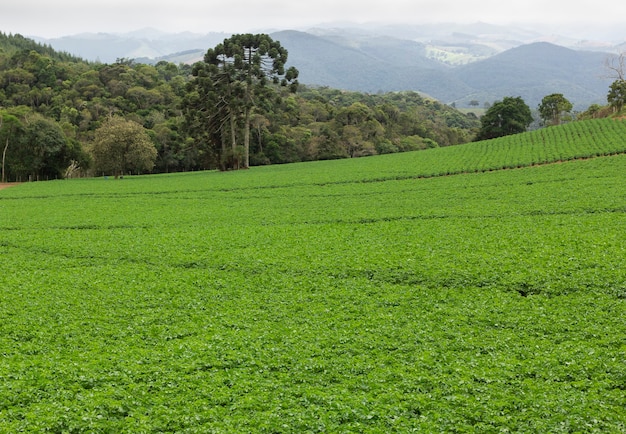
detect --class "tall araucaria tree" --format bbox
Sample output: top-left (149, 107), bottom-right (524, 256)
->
top-left (184, 34), bottom-right (299, 170)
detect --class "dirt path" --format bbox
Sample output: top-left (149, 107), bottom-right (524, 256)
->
top-left (0, 183), bottom-right (20, 191)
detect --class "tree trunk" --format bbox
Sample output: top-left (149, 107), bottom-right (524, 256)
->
top-left (243, 49), bottom-right (253, 169)
top-left (229, 112), bottom-right (236, 153)
top-left (2, 135), bottom-right (8, 184)
top-left (257, 124), bottom-right (263, 153)
top-left (229, 110), bottom-right (238, 170)
top-left (243, 107), bottom-right (250, 169)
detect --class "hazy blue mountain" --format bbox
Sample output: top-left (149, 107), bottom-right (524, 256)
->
top-left (30, 26), bottom-right (619, 110)
top-left (270, 30), bottom-right (471, 96)
top-left (273, 31), bottom-right (612, 109)
top-left (33, 28), bottom-right (230, 63)
top-left (449, 42), bottom-right (613, 110)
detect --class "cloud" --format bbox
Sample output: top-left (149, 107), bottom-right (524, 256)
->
top-left (1, 0), bottom-right (625, 38)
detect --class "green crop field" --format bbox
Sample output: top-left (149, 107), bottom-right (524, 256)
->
top-left (1, 119), bottom-right (626, 432)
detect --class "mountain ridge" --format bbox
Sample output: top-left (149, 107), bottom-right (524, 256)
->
top-left (27, 25), bottom-right (620, 110)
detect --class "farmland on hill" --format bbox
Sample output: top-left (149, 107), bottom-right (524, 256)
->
top-left (1, 119), bottom-right (626, 432)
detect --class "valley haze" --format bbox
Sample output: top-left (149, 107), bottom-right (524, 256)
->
top-left (2, 0), bottom-right (624, 110)
top-left (20, 22), bottom-right (624, 112)
top-left (1, 0), bottom-right (625, 38)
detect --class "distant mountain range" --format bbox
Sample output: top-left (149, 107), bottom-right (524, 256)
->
top-left (34, 29), bottom-right (230, 63)
top-left (31, 23), bottom-right (622, 110)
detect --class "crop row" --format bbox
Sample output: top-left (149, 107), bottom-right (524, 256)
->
top-left (1, 119), bottom-right (625, 200)
top-left (0, 132), bottom-right (625, 431)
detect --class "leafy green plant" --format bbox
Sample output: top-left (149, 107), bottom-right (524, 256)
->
top-left (1, 121), bottom-right (625, 431)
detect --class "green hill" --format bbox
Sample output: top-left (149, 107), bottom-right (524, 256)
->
top-left (37, 28), bottom-right (615, 110)
top-left (272, 30), bottom-right (471, 97)
top-left (451, 42), bottom-right (611, 109)
top-left (0, 31), bottom-right (83, 62)
top-left (0, 32), bottom-right (479, 179)
top-left (1, 120), bottom-right (625, 431)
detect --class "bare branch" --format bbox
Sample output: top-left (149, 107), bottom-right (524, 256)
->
top-left (604, 52), bottom-right (626, 81)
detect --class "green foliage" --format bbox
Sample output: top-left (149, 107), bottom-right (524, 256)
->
top-left (0, 31), bottom-right (82, 62)
top-left (0, 34), bottom-right (192, 178)
top-left (538, 93), bottom-right (573, 126)
top-left (292, 88), bottom-right (477, 159)
top-left (607, 79), bottom-right (626, 113)
top-left (1, 120), bottom-right (626, 431)
top-left (2, 33), bottom-right (479, 176)
top-left (19, 116), bottom-right (69, 180)
top-left (398, 135), bottom-right (438, 151)
top-left (1, 110), bottom-right (78, 181)
top-left (578, 103), bottom-right (610, 120)
top-left (476, 96), bottom-right (533, 140)
top-left (91, 117), bottom-right (157, 178)
top-left (184, 34), bottom-right (299, 169)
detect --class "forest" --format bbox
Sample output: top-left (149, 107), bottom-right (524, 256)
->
top-left (0, 32), bottom-right (479, 181)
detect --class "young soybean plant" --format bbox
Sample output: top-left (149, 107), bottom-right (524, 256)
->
top-left (0, 120), bottom-right (626, 432)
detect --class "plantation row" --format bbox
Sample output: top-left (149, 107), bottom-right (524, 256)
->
top-left (382, 118), bottom-right (626, 180)
top-left (197, 117), bottom-right (626, 189)
top-left (4, 118), bottom-right (624, 198)
top-left (1, 123), bottom-right (625, 431)
top-left (2, 155), bottom-right (624, 298)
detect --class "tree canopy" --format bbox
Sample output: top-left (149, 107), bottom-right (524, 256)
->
top-left (0, 32), bottom-right (481, 180)
top-left (538, 93), bottom-right (573, 126)
top-left (0, 110), bottom-right (22, 183)
top-left (91, 117), bottom-right (157, 178)
top-left (1, 108), bottom-right (83, 181)
top-left (184, 34), bottom-right (299, 170)
top-left (607, 80), bottom-right (626, 113)
top-left (475, 96), bottom-right (533, 140)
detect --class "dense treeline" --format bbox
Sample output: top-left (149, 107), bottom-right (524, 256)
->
top-left (0, 32), bottom-right (479, 180)
top-left (0, 32), bottom-right (82, 62)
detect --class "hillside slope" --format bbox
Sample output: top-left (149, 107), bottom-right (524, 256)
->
top-left (1, 117), bottom-right (625, 431)
top-left (221, 118), bottom-right (626, 187)
top-left (33, 28), bottom-right (615, 109)
top-left (240, 36), bottom-right (614, 109)
top-left (272, 30), bottom-right (471, 97)
top-left (450, 42), bottom-right (612, 109)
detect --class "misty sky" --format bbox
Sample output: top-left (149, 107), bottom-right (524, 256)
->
top-left (1, 0), bottom-right (625, 38)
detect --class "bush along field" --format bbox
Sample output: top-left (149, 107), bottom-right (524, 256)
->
top-left (1, 119), bottom-right (626, 432)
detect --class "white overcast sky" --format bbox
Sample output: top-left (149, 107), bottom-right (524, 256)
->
top-left (1, 0), bottom-right (625, 38)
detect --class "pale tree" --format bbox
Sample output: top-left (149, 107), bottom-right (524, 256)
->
top-left (604, 52), bottom-right (626, 81)
top-left (0, 108), bottom-right (26, 183)
top-left (603, 52), bottom-right (626, 113)
top-left (342, 125), bottom-right (376, 157)
top-left (91, 117), bottom-right (157, 178)
top-left (251, 113), bottom-right (270, 154)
